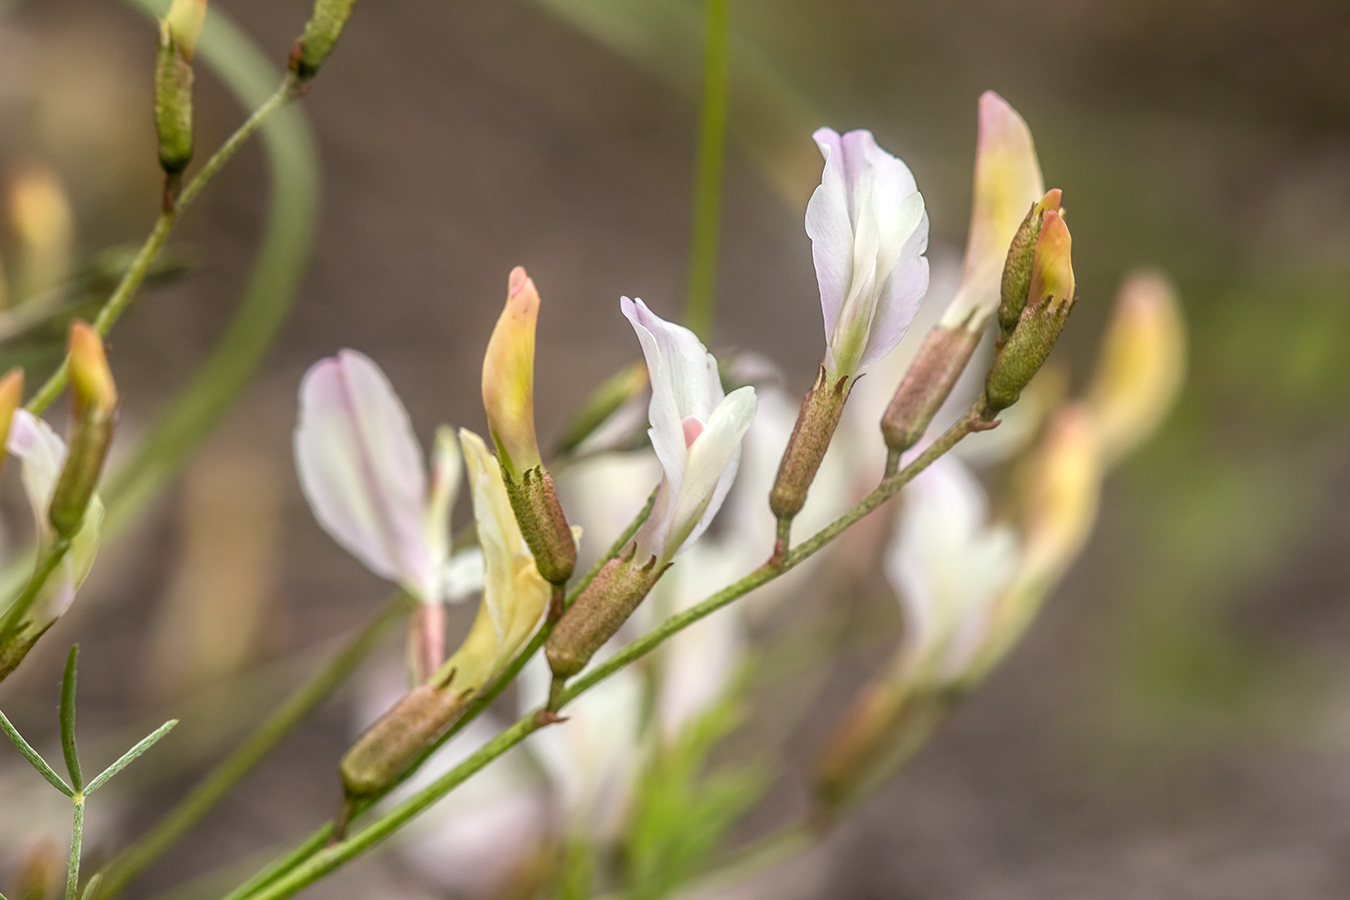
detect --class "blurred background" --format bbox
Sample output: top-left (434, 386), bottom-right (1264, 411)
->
top-left (1, 0), bottom-right (1349, 897)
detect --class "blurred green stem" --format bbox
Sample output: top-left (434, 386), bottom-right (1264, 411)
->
top-left (682, 0), bottom-right (730, 341)
top-left (24, 76), bottom-right (297, 417)
top-left (92, 593), bottom-right (409, 900)
top-left (65, 798), bottom-right (85, 900)
top-left (227, 404), bottom-right (986, 900)
top-left (0, 537), bottom-right (70, 646)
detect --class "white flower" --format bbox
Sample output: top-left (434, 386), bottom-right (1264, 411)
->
top-left (888, 456), bottom-right (1017, 684)
top-left (807, 128), bottom-right (930, 380)
top-left (294, 350), bottom-right (476, 604)
top-left (621, 298), bottom-right (756, 566)
top-left (4, 410), bottom-right (103, 622)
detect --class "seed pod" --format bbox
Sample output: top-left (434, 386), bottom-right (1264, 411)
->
top-left (504, 466), bottom-right (576, 585)
top-left (154, 20), bottom-right (194, 177)
top-left (292, 0), bottom-right (357, 80)
top-left (545, 547), bottom-right (660, 679)
top-left (880, 326), bottom-right (981, 455)
top-left (340, 680), bottom-right (470, 799)
top-left (768, 365), bottom-right (850, 523)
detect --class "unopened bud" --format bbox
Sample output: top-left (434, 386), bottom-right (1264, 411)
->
top-left (817, 679), bottom-right (944, 809)
top-left (50, 323), bottom-right (117, 538)
top-left (292, 0), bottom-right (357, 81)
top-left (7, 163), bottom-right (74, 300)
top-left (997, 189), bottom-right (1062, 340)
top-left (1086, 271), bottom-right (1186, 468)
top-left (483, 267), bottom-right (576, 584)
top-left (484, 267), bottom-right (543, 476)
top-left (769, 365), bottom-right (850, 523)
top-left (881, 326), bottom-right (981, 454)
top-left (165, 0), bottom-right (207, 61)
top-left (0, 368), bottom-right (23, 485)
top-left (545, 546), bottom-right (660, 679)
top-left (985, 210), bottom-right (1075, 412)
top-left (556, 361), bottom-right (649, 456)
top-left (341, 679), bottom-right (469, 798)
top-left (154, 19), bottom-right (195, 177)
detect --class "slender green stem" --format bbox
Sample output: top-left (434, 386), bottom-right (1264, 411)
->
top-left (25, 77), bottom-right (296, 417)
top-left (0, 537), bottom-right (71, 646)
top-left (243, 715), bottom-right (546, 900)
top-left (221, 406), bottom-right (985, 900)
top-left (66, 799), bottom-right (85, 900)
top-left (93, 594), bottom-right (407, 900)
top-left (682, 0), bottom-right (730, 341)
top-left (216, 829), bottom-right (333, 900)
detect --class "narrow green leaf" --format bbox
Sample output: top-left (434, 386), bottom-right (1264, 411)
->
top-left (61, 644), bottom-right (84, 792)
top-left (79, 874), bottom-right (103, 900)
top-left (86, 720), bottom-right (177, 794)
top-left (0, 707), bottom-right (73, 796)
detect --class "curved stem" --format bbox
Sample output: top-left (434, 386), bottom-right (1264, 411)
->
top-left (24, 77), bottom-right (295, 417)
top-left (92, 593), bottom-right (408, 900)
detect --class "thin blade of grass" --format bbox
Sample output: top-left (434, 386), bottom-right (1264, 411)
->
top-left (61, 644), bottom-right (84, 792)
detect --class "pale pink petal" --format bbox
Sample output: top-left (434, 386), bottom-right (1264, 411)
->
top-left (295, 351), bottom-right (435, 599)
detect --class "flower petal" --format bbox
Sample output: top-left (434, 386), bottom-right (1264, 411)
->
top-left (294, 351), bottom-right (435, 600)
top-left (806, 128), bottom-right (854, 341)
top-left (664, 385), bottom-right (757, 558)
top-left (941, 91), bottom-right (1045, 330)
top-left (7, 410), bottom-right (66, 538)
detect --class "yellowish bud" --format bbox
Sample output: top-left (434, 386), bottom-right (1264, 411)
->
top-left (997, 189), bottom-right (1062, 339)
top-left (985, 209), bottom-right (1076, 412)
top-left (7, 163), bottom-right (74, 300)
top-left (1086, 271), bottom-right (1187, 468)
top-left (165, 0), bottom-right (207, 61)
top-left (155, 20), bottom-right (195, 177)
top-left (483, 266), bottom-right (543, 477)
top-left (0, 368), bottom-right (23, 486)
top-left (51, 322), bottom-right (117, 537)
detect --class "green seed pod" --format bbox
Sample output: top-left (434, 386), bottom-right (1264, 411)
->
top-left (881, 325), bottom-right (982, 455)
top-left (293, 0), bottom-right (358, 81)
top-left (340, 680), bottom-right (470, 799)
top-left (505, 466), bottom-right (577, 585)
top-left (154, 20), bottom-right (194, 176)
top-left (768, 366), bottom-right (850, 522)
top-left (545, 548), bottom-right (659, 679)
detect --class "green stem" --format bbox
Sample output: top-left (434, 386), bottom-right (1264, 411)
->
top-left (243, 715), bottom-right (546, 900)
top-left (24, 77), bottom-right (296, 417)
top-left (65, 799), bottom-right (85, 900)
top-left (216, 829), bottom-right (333, 900)
top-left (223, 405), bottom-right (984, 900)
top-left (0, 537), bottom-right (71, 646)
top-left (93, 594), bottom-right (408, 900)
top-left (682, 0), bottom-right (730, 341)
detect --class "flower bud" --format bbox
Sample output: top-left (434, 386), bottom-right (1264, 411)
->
top-left (545, 546), bottom-right (661, 679)
top-left (292, 0), bottom-right (357, 81)
top-left (985, 209), bottom-right (1075, 412)
top-left (341, 679), bottom-right (469, 799)
top-left (997, 189), bottom-right (1062, 340)
top-left (7, 163), bottom-right (74, 301)
top-left (0, 368), bottom-right (23, 485)
top-left (483, 268), bottom-right (576, 584)
top-left (880, 325), bottom-right (982, 455)
top-left (816, 680), bottom-right (943, 809)
top-left (484, 267), bottom-right (543, 476)
top-left (50, 323), bottom-right (117, 538)
top-left (963, 405), bottom-right (1100, 683)
top-left (1086, 271), bottom-right (1186, 468)
top-left (154, 19), bottom-right (195, 178)
top-left (768, 365), bottom-right (850, 525)
top-left (165, 0), bottom-right (207, 61)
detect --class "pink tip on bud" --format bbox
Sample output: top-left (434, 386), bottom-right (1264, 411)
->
top-left (508, 265), bottom-right (528, 297)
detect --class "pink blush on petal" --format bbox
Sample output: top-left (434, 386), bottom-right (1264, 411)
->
top-left (682, 415), bottom-right (705, 448)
